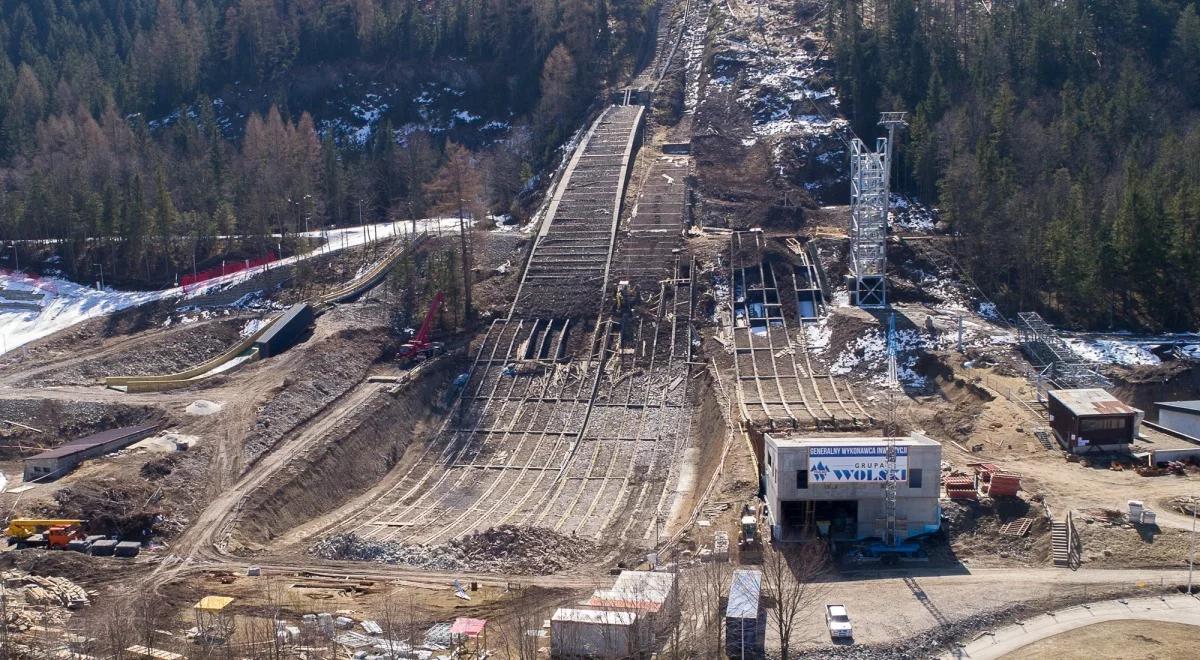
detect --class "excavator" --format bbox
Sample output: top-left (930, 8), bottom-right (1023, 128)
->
top-left (398, 291), bottom-right (445, 366)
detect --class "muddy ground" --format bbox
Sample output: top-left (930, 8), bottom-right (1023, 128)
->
top-left (231, 356), bottom-right (463, 551)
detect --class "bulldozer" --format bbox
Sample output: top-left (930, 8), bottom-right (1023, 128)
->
top-left (737, 503), bottom-right (763, 563)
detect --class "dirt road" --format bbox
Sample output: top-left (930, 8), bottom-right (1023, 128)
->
top-left (146, 377), bottom-right (385, 583)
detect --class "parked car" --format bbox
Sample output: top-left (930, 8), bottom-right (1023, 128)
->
top-left (825, 604), bottom-right (853, 640)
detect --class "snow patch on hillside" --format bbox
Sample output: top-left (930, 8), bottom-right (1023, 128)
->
top-left (1064, 338), bottom-right (1161, 367)
top-left (889, 195), bottom-right (938, 233)
top-left (0, 217), bottom-right (460, 355)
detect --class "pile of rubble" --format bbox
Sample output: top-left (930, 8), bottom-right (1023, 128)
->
top-left (2, 570), bottom-right (90, 608)
top-left (796, 605), bottom-right (1018, 659)
top-left (311, 525), bottom-right (596, 575)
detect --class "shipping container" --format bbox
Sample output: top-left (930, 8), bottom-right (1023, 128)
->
top-left (725, 570), bottom-right (766, 658)
top-left (253, 303), bottom-right (315, 358)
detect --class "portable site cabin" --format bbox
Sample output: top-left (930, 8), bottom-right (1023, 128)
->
top-left (550, 608), bottom-right (648, 659)
top-left (724, 569), bottom-right (766, 658)
top-left (1156, 401), bottom-right (1200, 439)
top-left (1046, 389), bottom-right (1140, 454)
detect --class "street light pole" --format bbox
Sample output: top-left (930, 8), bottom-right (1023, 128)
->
top-left (304, 193), bottom-right (312, 234)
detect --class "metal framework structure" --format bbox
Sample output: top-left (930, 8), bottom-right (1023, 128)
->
top-left (849, 113), bottom-right (907, 309)
top-left (849, 137), bottom-right (889, 307)
top-left (885, 311), bottom-right (898, 387)
top-left (883, 435), bottom-right (898, 546)
top-left (1017, 311), bottom-right (1110, 394)
top-left (883, 312), bottom-right (899, 546)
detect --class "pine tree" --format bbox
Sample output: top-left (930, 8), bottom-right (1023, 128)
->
top-left (1170, 4), bottom-right (1200, 104)
top-left (154, 168), bottom-right (177, 279)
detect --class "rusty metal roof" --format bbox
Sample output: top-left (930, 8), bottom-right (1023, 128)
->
top-left (25, 423), bottom-right (160, 461)
top-left (1048, 389), bottom-right (1136, 417)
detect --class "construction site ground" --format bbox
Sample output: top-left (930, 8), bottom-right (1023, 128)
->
top-left (0, 0), bottom-right (1198, 657)
top-left (999, 620), bottom-right (1200, 660)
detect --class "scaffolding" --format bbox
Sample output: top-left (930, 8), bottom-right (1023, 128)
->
top-left (849, 137), bottom-right (888, 307)
top-left (848, 113), bottom-right (905, 308)
top-left (883, 435), bottom-right (898, 546)
top-left (1017, 312), bottom-right (1110, 394)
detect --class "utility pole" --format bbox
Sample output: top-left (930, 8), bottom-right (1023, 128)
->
top-left (304, 193), bottom-right (312, 234)
top-left (1189, 496), bottom-right (1196, 594)
top-left (458, 197), bottom-right (473, 323)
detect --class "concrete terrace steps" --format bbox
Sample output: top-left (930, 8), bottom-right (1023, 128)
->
top-left (513, 103), bottom-right (645, 319)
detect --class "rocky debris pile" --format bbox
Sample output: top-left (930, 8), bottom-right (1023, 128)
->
top-left (310, 526), bottom-right (596, 575)
top-left (241, 329), bottom-right (384, 467)
top-left (2, 570), bottom-right (90, 608)
top-left (1167, 495), bottom-right (1200, 516)
top-left (939, 498), bottom-right (1048, 564)
top-left (0, 399), bottom-right (159, 457)
top-left (185, 399), bottom-right (223, 416)
top-left (22, 317), bottom-right (244, 386)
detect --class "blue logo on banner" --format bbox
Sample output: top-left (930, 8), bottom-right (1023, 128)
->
top-left (811, 462), bottom-right (830, 481)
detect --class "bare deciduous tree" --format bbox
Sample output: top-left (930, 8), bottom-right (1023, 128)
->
top-left (424, 141), bottom-right (484, 323)
top-left (494, 601), bottom-right (543, 660)
top-left (686, 558), bottom-right (731, 657)
top-left (761, 541), bottom-right (829, 660)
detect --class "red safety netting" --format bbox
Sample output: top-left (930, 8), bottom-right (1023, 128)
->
top-left (181, 252), bottom-right (277, 291)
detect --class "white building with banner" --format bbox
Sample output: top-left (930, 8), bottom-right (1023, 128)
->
top-left (762, 432), bottom-right (942, 543)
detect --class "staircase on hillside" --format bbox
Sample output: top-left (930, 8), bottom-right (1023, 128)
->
top-left (1051, 510), bottom-right (1080, 568)
top-left (1051, 520), bottom-right (1069, 567)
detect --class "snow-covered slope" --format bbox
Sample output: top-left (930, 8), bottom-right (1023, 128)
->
top-left (0, 218), bottom-right (459, 355)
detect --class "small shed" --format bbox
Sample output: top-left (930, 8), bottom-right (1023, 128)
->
top-left (1046, 389), bottom-right (1140, 453)
top-left (551, 608), bottom-right (647, 659)
top-left (449, 617), bottom-right (487, 651)
top-left (193, 595), bottom-right (235, 643)
top-left (725, 569), bottom-right (766, 658)
top-left (1156, 401), bottom-right (1200, 439)
top-left (549, 609), bottom-right (648, 660)
top-left (608, 570), bottom-right (677, 619)
top-left (23, 423), bottom-right (160, 482)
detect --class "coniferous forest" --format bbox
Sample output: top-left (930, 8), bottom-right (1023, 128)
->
top-left (832, 0), bottom-right (1200, 331)
top-left (0, 0), bottom-right (650, 287)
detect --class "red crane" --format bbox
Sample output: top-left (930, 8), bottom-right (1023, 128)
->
top-left (399, 291), bottom-right (445, 364)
